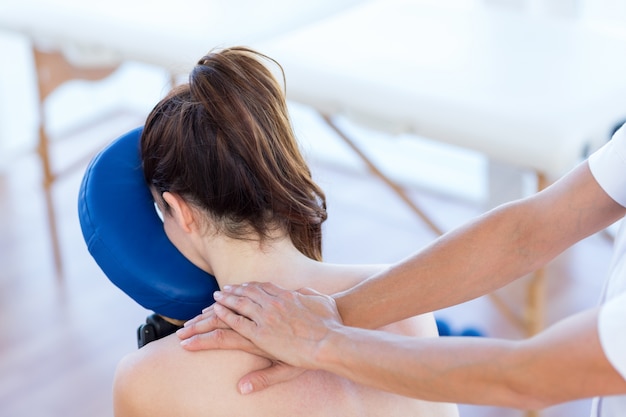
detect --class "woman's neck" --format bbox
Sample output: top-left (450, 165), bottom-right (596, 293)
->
top-left (198, 233), bottom-right (319, 289)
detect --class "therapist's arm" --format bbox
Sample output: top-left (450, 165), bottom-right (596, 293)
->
top-left (213, 292), bottom-right (626, 408)
top-left (324, 308), bottom-right (626, 408)
top-left (179, 162), bottom-right (625, 394)
top-left (181, 162), bottom-right (622, 338)
top-left (336, 162), bottom-right (625, 329)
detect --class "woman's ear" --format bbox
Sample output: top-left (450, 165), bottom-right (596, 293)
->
top-left (162, 192), bottom-right (195, 233)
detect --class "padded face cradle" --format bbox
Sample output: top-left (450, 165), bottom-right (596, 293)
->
top-left (78, 127), bottom-right (218, 321)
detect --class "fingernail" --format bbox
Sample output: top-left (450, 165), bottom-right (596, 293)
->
top-left (222, 285), bottom-right (232, 291)
top-left (213, 291), bottom-right (223, 300)
top-left (180, 338), bottom-right (190, 347)
top-left (240, 382), bottom-right (253, 395)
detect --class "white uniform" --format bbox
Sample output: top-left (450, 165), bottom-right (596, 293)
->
top-left (587, 124), bottom-right (626, 416)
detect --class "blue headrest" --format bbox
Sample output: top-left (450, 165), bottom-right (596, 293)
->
top-left (78, 127), bottom-right (218, 320)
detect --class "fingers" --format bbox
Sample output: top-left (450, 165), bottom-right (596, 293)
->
top-left (178, 282), bottom-right (280, 341)
top-left (177, 282), bottom-right (294, 353)
top-left (177, 306), bottom-right (229, 341)
top-left (213, 303), bottom-right (258, 339)
top-left (221, 282), bottom-right (321, 302)
top-left (213, 283), bottom-right (284, 321)
top-left (222, 281), bottom-right (289, 298)
top-left (213, 282), bottom-right (294, 319)
top-left (179, 327), bottom-right (258, 352)
top-left (238, 362), bottom-right (306, 395)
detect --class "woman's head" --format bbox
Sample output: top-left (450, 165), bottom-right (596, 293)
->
top-left (141, 47), bottom-right (327, 261)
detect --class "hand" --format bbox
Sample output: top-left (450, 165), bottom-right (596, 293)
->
top-left (213, 282), bottom-right (343, 370)
top-left (178, 301), bottom-right (308, 394)
top-left (236, 361), bottom-right (307, 395)
top-left (177, 305), bottom-right (263, 355)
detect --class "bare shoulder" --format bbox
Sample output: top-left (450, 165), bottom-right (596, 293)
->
top-left (113, 342), bottom-right (163, 417)
top-left (113, 334), bottom-right (277, 417)
top-left (113, 336), bottom-right (190, 417)
top-left (114, 320), bottom-right (455, 417)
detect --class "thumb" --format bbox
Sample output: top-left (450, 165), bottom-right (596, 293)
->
top-left (238, 362), bottom-right (306, 395)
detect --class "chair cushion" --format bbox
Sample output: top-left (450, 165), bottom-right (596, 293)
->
top-left (78, 127), bottom-right (218, 320)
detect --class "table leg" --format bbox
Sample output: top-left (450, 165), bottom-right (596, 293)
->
top-left (31, 45), bottom-right (118, 279)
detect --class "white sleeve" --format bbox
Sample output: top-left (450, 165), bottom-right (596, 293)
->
top-left (598, 292), bottom-right (626, 380)
top-left (588, 124), bottom-right (626, 207)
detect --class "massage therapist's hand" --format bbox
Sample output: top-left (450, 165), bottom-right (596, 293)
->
top-left (178, 304), bottom-right (267, 355)
top-left (178, 301), bottom-right (307, 394)
top-left (213, 282), bottom-right (343, 371)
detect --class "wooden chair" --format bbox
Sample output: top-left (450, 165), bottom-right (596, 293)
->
top-left (33, 46), bottom-right (119, 278)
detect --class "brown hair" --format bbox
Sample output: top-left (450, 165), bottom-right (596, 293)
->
top-left (141, 47), bottom-right (327, 261)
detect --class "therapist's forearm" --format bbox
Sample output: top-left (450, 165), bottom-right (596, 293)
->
top-left (316, 326), bottom-right (540, 408)
top-left (335, 200), bottom-right (545, 329)
top-left (335, 163), bottom-right (624, 329)
top-left (313, 308), bottom-right (626, 408)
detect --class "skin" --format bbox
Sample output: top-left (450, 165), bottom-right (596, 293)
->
top-left (178, 161), bottom-right (626, 407)
top-left (114, 190), bottom-right (459, 416)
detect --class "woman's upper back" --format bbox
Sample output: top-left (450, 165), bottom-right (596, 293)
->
top-left (113, 263), bottom-right (458, 417)
top-left (115, 334), bottom-right (458, 417)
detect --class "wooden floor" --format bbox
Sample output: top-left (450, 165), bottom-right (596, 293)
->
top-left (0, 115), bottom-right (150, 417)
top-left (0, 36), bottom-right (617, 417)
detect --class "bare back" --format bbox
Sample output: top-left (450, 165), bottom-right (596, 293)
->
top-left (113, 264), bottom-right (459, 417)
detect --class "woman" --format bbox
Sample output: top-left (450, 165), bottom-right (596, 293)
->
top-left (112, 46), bottom-right (458, 417)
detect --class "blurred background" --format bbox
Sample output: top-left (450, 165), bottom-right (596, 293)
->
top-left (0, 0), bottom-right (625, 416)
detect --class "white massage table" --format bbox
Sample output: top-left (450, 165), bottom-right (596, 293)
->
top-left (260, 0), bottom-right (626, 182)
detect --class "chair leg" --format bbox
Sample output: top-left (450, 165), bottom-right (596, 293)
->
top-left (31, 45), bottom-right (118, 279)
top-left (43, 178), bottom-right (63, 278)
top-left (38, 121), bottom-right (63, 278)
